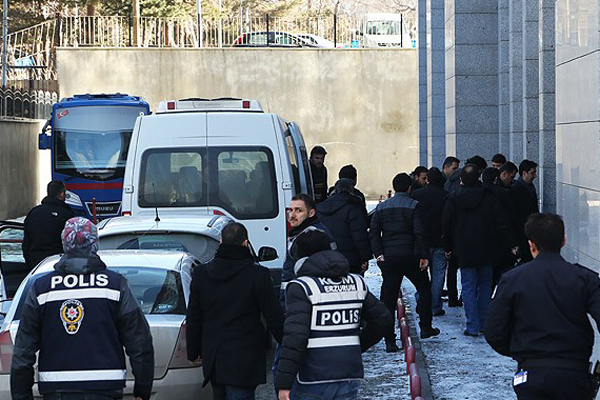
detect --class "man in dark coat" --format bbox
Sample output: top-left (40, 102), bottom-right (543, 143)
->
top-left (310, 146), bottom-right (328, 203)
top-left (441, 157), bottom-right (462, 307)
top-left (482, 167), bottom-right (517, 286)
top-left (275, 231), bottom-right (392, 400)
top-left (510, 159), bottom-right (539, 263)
top-left (412, 168), bottom-right (448, 316)
top-left (443, 164), bottom-right (512, 337)
top-left (498, 161), bottom-right (518, 189)
top-left (484, 213), bottom-right (600, 400)
top-left (186, 222), bottom-right (284, 400)
top-left (318, 179), bottom-right (371, 275)
top-left (22, 180), bottom-right (74, 268)
top-left (370, 173), bottom-right (439, 350)
top-left (327, 164), bottom-right (367, 210)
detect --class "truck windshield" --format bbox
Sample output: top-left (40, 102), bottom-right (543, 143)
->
top-left (54, 129), bottom-right (132, 180)
top-left (366, 20), bottom-right (401, 35)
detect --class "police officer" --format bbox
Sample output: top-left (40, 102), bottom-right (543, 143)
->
top-left (275, 231), bottom-right (392, 400)
top-left (11, 217), bottom-right (154, 400)
top-left (484, 213), bottom-right (600, 400)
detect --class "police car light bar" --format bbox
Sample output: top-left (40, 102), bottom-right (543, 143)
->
top-left (156, 98), bottom-right (263, 113)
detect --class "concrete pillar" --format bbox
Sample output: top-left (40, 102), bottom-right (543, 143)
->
top-left (538, 0), bottom-right (555, 212)
top-left (445, 0), bottom-right (499, 162)
top-left (426, 0), bottom-right (446, 169)
top-left (418, 0), bottom-right (428, 166)
top-left (522, 0), bottom-right (539, 159)
top-left (498, 0), bottom-right (510, 156)
top-left (508, 0), bottom-right (523, 161)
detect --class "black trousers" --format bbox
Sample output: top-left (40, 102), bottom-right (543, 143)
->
top-left (378, 255), bottom-right (433, 337)
top-left (514, 368), bottom-right (592, 400)
top-left (446, 256), bottom-right (459, 301)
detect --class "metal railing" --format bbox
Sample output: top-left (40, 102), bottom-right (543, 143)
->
top-left (0, 86), bottom-right (57, 119)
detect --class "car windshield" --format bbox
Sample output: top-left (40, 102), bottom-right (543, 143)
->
top-left (54, 128), bottom-right (132, 181)
top-left (11, 267), bottom-right (187, 320)
top-left (366, 20), bottom-right (401, 35)
top-left (138, 146), bottom-right (278, 219)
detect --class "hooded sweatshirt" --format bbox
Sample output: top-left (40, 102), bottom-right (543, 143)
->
top-left (442, 183), bottom-right (513, 268)
top-left (317, 192), bottom-right (372, 272)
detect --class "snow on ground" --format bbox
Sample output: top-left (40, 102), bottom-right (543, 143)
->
top-left (402, 278), bottom-right (517, 400)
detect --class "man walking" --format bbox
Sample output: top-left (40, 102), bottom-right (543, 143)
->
top-left (370, 173), bottom-right (440, 349)
top-left (12, 217), bottom-right (154, 400)
top-left (310, 146), bottom-right (328, 203)
top-left (411, 166), bottom-right (428, 191)
top-left (511, 159), bottom-right (539, 263)
top-left (318, 179), bottom-right (371, 274)
top-left (498, 162), bottom-right (518, 189)
top-left (491, 153), bottom-right (507, 169)
top-left (441, 156), bottom-right (462, 307)
top-left (186, 222), bottom-right (284, 400)
top-left (328, 164), bottom-right (367, 210)
top-left (412, 168), bottom-right (448, 316)
top-left (275, 231), bottom-right (393, 400)
top-left (22, 180), bottom-right (74, 268)
top-left (443, 165), bottom-right (512, 337)
top-left (485, 213), bottom-right (600, 400)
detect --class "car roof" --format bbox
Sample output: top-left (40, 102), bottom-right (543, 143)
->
top-left (98, 215), bottom-right (229, 242)
top-left (31, 250), bottom-right (191, 276)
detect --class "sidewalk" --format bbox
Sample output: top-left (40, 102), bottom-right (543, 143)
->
top-left (402, 280), bottom-right (517, 400)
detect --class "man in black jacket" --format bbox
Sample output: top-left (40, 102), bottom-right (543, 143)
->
top-left (22, 180), bottom-right (74, 268)
top-left (441, 157), bottom-right (462, 307)
top-left (483, 168), bottom-right (518, 286)
top-left (412, 168), bottom-right (448, 316)
top-left (310, 146), bottom-right (328, 203)
top-left (443, 164), bottom-right (512, 337)
top-left (370, 173), bottom-right (439, 348)
top-left (498, 161), bottom-right (518, 189)
top-left (484, 213), bottom-right (600, 400)
top-left (327, 164), bottom-right (367, 210)
top-left (511, 159), bottom-right (539, 263)
top-left (187, 222), bottom-right (284, 400)
top-left (318, 179), bottom-right (371, 274)
top-left (275, 231), bottom-right (392, 400)
top-left (12, 217), bottom-right (154, 400)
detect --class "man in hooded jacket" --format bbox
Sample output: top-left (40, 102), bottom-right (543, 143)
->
top-left (186, 222), bottom-right (284, 400)
top-left (443, 164), bottom-right (513, 337)
top-left (275, 231), bottom-right (392, 400)
top-left (12, 217), bottom-right (154, 400)
top-left (317, 179), bottom-right (371, 274)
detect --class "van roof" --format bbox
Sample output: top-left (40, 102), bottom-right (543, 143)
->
top-left (156, 98), bottom-right (264, 114)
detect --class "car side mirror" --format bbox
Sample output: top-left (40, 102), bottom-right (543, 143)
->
top-left (258, 246), bottom-right (278, 262)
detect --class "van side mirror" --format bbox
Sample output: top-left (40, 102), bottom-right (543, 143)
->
top-left (39, 133), bottom-right (51, 149)
top-left (258, 246), bottom-right (278, 262)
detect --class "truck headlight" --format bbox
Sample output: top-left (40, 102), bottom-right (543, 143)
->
top-left (65, 190), bottom-right (83, 207)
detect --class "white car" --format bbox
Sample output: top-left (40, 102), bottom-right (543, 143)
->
top-left (296, 34), bottom-right (335, 48)
top-left (0, 250), bottom-right (212, 400)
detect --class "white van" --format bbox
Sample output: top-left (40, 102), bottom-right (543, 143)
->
top-left (121, 98), bottom-right (314, 285)
top-left (358, 13), bottom-right (405, 48)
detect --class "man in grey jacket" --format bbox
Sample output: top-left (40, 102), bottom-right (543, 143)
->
top-left (11, 217), bottom-right (154, 400)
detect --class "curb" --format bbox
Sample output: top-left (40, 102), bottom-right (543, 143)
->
top-left (397, 291), bottom-right (434, 400)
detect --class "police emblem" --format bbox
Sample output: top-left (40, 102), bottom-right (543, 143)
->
top-left (59, 299), bottom-right (84, 335)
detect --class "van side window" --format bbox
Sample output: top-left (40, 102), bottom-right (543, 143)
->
top-left (284, 133), bottom-right (301, 194)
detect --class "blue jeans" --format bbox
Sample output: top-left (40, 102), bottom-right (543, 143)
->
top-left (429, 247), bottom-right (447, 314)
top-left (212, 383), bottom-right (256, 400)
top-left (460, 266), bottom-right (493, 334)
top-left (291, 380), bottom-right (359, 400)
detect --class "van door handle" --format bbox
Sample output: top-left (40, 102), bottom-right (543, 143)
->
top-left (282, 182), bottom-right (292, 190)
top-left (124, 185), bottom-right (134, 194)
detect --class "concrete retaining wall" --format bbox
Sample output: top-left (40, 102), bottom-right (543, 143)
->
top-left (0, 119), bottom-right (50, 220)
top-left (56, 48), bottom-right (418, 198)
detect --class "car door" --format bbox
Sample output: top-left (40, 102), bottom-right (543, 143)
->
top-left (0, 221), bottom-right (28, 300)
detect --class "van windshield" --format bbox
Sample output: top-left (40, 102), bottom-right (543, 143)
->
top-left (138, 147), bottom-right (278, 219)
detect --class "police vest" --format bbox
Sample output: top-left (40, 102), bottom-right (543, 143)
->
top-left (290, 273), bottom-right (368, 384)
top-left (33, 269), bottom-right (127, 394)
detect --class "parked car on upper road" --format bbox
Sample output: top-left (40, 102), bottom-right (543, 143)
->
top-left (232, 31), bottom-right (323, 47)
top-left (296, 34), bottom-right (334, 48)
